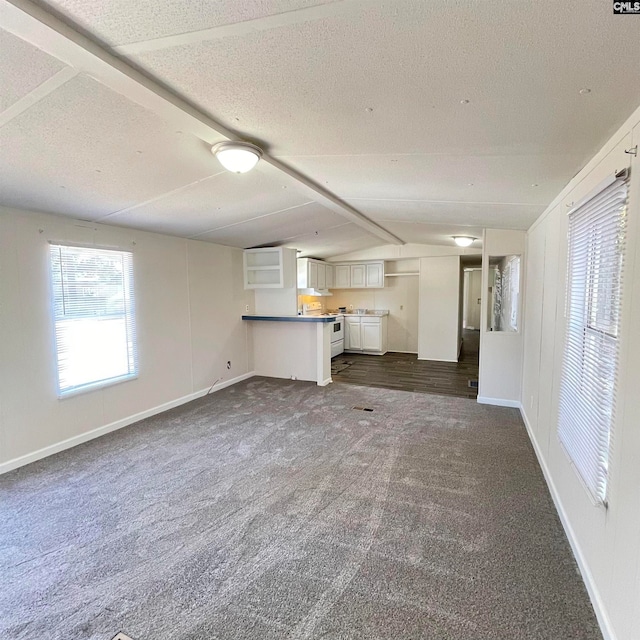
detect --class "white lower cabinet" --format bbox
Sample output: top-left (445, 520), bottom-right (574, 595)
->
top-left (345, 316), bottom-right (387, 354)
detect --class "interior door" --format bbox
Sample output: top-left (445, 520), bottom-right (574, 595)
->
top-left (361, 320), bottom-right (381, 351)
top-left (467, 270), bottom-right (482, 329)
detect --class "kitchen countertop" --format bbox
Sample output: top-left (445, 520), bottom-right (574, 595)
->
top-left (334, 310), bottom-right (389, 316)
top-left (242, 314), bottom-right (341, 323)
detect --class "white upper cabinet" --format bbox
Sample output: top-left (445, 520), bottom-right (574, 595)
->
top-left (350, 264), bottom-right (366, 288)
top-left (244, 247), bottom-right (296, 289)
top-left (329, 261), bottom-right (385, 289)
top-left (365, 262), bottom-right (384, 288)
top-left (334, 264), bottom-right (351, 288)
top-left (325, 264), bottom-right (334, 289)
top-left (317, 262), bottom-right (327, 289)
top-left (297, 257), bottom-right (330, 289)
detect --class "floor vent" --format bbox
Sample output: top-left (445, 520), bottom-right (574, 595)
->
top-left (112, 634), bottom-right (134, 640)
top-left (468, 380), bottom-right (478, 389)
top-left (353, 406), bottom-right (374, 412)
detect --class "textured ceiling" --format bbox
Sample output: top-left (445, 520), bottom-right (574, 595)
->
top-left (2, 0), bottom-right (640, 256)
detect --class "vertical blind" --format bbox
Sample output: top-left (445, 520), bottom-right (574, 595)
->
top-left (558, 176), bottom-right (628, 505)
top-left (49, 244), bottom-right (137, 396)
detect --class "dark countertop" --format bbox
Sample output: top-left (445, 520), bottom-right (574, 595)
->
top-left (242, 314), bottom-right (339, 323)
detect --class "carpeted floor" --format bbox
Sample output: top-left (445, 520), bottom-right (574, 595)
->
top-left (0, 377), bottom-right (601, 640)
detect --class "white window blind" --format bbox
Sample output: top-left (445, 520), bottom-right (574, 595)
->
top-left (558, 176), bottom-right (628, 505)
top-left (49, 244), bottom-right (137, 397)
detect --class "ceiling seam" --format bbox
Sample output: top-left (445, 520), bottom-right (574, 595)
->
top-left (114, 1), bottom-right (369, 55)
top-left (94, 170), bottom-right (229, 222)
top-left (0, 66), bottom-right (77, 129)
top-left (188, 201), bottom-right (318, 238)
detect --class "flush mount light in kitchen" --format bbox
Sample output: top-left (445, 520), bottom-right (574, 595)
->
top-left (453, 236), bottom-right (476, 247)
top-left (211, 141), bottom-right (262, 173)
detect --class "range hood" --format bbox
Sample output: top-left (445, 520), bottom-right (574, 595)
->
top-left (298, 288), bottom-right (333, 297)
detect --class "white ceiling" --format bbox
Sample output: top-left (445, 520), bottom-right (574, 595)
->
top-left (1, 0), bottom-right (640, 257)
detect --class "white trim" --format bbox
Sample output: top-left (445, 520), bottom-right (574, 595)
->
top-left (0, 372), bottom-right (255, 475)
top-left (519, 407), bottom-right (616, 640)
top-left (417, 357), bottom-right (458, 363)
top-left (477, 396), bottom-right (521, 408)
top-left (318, 377), bottom-right (332, 387)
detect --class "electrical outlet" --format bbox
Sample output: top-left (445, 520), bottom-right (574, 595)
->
top-left (245, 304), bottom-right (249, 312)
top-left (226, 361), bottom-right (231, 369)
top-left (349, 304), bottom-right (353, 310)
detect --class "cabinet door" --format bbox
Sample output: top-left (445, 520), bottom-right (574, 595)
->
top-left (325, 264), bottom-right (334, 289)
top-left (346, 318), bottom-right (362, 350)
top-left (366, 263), bottom-right (384, 288)
top-left (334, 265), bottom-right (350, 288)
top-left (308, 261), bottom-right (318, 289)
top-left (350, 264), bottom-right (366, 288)
top-left (361, 320), bottom-right (382, 351)
top-left (317, 262), bottom-right (326, 289)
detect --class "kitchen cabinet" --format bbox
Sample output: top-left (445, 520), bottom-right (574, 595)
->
top-left (317, 262), bottom-right (326, 289)
top-left (334, 265), bottom-right (351, 288)
top-left (326, 264), bottom-right (334, 289)
top-left (345, 315), bottom-right (388, 354)
top-left (244, 247), bottom-right (296, 289)
top-left (350, 264), bottom-right (366, 288)
top-left (366, 262), bottom-right (384, 288)
top-left (330, 261), bottom-right (385, 289)
top-left (298, 257), bottom-right (331, 290)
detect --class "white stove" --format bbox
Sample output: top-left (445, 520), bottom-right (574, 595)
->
top-left (302, 303), bottom-right (344, 357)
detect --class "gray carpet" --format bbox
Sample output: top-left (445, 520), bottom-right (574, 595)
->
top-left (0, 377), bottom-right (601, 640)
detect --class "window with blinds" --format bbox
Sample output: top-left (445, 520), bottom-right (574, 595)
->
top-left (49, 244), bottom-right (137, 397)
top-left (558, 175), bottom-right (628, 506)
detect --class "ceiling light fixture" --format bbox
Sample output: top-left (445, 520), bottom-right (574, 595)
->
top-left (211, 141), bottom-right (262, 173)
top-left (453, 236), bottom-right (476, 247)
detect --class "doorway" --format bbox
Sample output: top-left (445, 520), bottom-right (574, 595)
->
top-left (463, 268), bottom-right (483, 330)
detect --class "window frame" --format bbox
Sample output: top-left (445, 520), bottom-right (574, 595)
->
top-left (48, 242), bottom-right (138, 398)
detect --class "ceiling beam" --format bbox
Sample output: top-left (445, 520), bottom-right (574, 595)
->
top-left (0, 0), bottom-right (405, 246)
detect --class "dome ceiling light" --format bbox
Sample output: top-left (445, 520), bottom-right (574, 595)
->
top-left (211, 141), bottom-right (262, 173)
top-left (453, 236), bottom-right (476, 247)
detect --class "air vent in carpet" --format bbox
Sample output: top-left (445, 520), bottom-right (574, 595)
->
top-left (353, 406), bottom-right (374, 412)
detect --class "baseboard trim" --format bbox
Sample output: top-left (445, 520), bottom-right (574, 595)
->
top-left (0, 372), bottom-right (255, 475)
top-left (477, 396), bottom-right (521, 408)
top-left (519, 406), bottom-right (616, 640)
top-left (318, 377), bottom-right (332, 387)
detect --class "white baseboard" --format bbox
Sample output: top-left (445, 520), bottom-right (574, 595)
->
top-left (519, 407), bottom-right (616, 640)
top-left (318, 377), bottom-right (332, 387)
top-left (0, 371), bottom-right (255, 475)
top-left (477, 396), bottom-right (521, 408)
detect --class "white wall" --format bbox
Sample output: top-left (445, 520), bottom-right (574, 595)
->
top-left (418, 256), bottom-right (461, 362)
top-left (329, 259), bottom-right (419, 353)
top-left (521, 104), bottom-right (640, 640)
top-left (0, 207), bottom-right (254, 471)
top-left (478, 229), bottom-right (525, 406)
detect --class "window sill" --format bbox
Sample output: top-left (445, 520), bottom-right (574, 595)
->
top-left (58, 373), bottom-right (138, 399)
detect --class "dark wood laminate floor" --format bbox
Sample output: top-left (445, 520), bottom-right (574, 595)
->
top-left (332, 329), bottom-right (479, 399)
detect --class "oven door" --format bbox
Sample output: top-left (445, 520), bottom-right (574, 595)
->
top-left (331, 318), bottom-right (344, 342)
